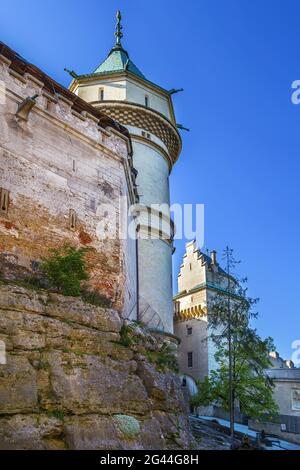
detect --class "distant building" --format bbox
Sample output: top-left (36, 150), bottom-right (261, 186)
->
top-left (174, 242), bottom-right (300, 440)
top-left (249, 352), bottom-right (300, 443)
top-left (173, 240), bottom-right (235, 385)
top-left (267, 352), bottom-right (300, 417)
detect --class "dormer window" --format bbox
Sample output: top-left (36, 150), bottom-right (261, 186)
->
top-left (145, 95), bottom-right (149, 108)
top-left (99, 88), bottom-right (104, 101)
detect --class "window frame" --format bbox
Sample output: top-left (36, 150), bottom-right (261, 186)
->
top-left (187, 351), bottom-right (193, 368)
top-left (99, 88), bottom-right (104, 101)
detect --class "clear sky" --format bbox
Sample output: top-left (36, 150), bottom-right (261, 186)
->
top-left (1, 0), bottom-right (299, 360)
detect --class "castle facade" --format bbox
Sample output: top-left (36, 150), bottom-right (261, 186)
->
top-left (68, 12), bottom-right (181, 332)
top-left (0, 11), bottom-right (182, 332)
top-left (0, 40), bottom-right (137, 317)
top-left (174, 240), bottom-right (230, 383)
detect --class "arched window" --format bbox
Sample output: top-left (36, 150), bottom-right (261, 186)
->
top-left (145, 95), bottom-right (149, 107)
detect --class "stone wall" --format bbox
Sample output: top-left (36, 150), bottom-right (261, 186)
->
top-left (249, 419), bottom-right (300, 445)
top-left (0, 284), bottom-right (193, 450)
top-left (0, 48), bottom-right (137, 317)
top-left (175, 318), bottom-right (209, 383)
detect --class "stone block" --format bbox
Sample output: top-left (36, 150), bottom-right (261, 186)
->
top-left (0, 354), bottom-right (38, 414)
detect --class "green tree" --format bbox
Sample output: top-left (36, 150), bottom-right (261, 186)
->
top-left (192, 331), bottom-right (278, 419)
top-left (41, 244), bottom-right (89, 296)
top-left (192, 248), bottom-right (278, 431)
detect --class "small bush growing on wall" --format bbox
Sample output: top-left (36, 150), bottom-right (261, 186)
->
top-left (41, 245), bottom-right (89, 296)
top-left (81, 289), bottom-right (112, 308)
top-left (146, 343), bottom-right (179, 373)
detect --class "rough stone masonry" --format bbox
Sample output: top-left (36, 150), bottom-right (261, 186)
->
top-left (0, 284), bottom-right (193, 450)
top-left (0, 41), bottom-right (138, 318)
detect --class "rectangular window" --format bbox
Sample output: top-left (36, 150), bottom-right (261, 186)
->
top-left (187, 327), bottom-right (193, 336)
top-left (292, 389), bottom-right (300, 411)
top-left (187, 352), bottom-right (193, 368)
top-left (0, 188), bottom-right (9, 215)
top-left (99, 88), bottom-right (104, 101)
top-left (69, 209), bottom-right (76, 231)
top-left (72, 159), bottom-right (76, 172)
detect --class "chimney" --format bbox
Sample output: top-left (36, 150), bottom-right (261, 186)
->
top-left (211, 250), bottom-right (217, 265)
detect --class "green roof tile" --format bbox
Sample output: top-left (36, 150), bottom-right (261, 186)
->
top-left (93, 46), bottom-right (145, 79)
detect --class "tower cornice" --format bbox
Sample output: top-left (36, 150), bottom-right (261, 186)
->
top-left (69, 70), bottom-right (172, 100)
top-left (69, 70), bottom-right (177, 125)
top-left (174, 304), bottom-right (207, 322)
top-left (90, 100), bottom-right (182, 166)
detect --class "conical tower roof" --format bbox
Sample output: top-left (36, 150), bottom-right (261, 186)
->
top-left (93, 10), bottom-right (145, 79)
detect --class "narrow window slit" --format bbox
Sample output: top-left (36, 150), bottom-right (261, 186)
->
top-left (69, 209), bottom-right (76, 231)
top-left (0, 189), bottom-right (9, 214)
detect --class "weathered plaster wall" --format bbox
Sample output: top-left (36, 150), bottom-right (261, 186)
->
top-left (138, 238), bottom-right (173, 332)
top-left (178, 241), bottom-right (206, 294)
top-left (72, 66), bottom-right (177, 334)
top-left (0, 284), bottom-right (193, 450)
top-left (174, 242), bottom-right (224, 382)
top-left (133, 139), bottom-right (173, 332)
top-left (272, 382), bottom-right (300, 417)
top-left (75, 76), bottom-right (171, 119)
top-left (175, 318), bottom-right (209, 383)
top-left (133, 140), bottom-right (170, 206)
top-left (0, 55), bottom-right (137, 315)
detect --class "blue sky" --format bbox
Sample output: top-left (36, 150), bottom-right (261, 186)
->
top-left (1, 0), bottom-right (300, 360)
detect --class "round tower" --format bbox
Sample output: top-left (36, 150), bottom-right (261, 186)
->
top-left (69, 11), bottom-right (182, 333)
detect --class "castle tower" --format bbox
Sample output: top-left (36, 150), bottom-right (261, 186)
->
top-left (173, 241), bottom-right (226, 382)
top-left (68, 11), bottom-right (182, 332)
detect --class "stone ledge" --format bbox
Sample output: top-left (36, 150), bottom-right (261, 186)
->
top-left (0, 284), bottom-right (121, 333)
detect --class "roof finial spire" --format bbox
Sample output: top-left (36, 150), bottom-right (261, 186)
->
top-left (114, 10), bottom-right (123, 47)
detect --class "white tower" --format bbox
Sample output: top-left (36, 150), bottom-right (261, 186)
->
top-left (69, 11), bottom-right (182, 332)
